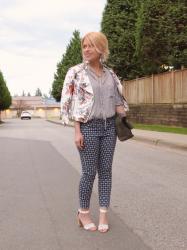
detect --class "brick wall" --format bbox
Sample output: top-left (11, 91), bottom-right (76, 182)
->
top-left (128, 104), bottom-right (187, 127)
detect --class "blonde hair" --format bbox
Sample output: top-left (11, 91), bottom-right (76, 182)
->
top-left (81, 32), bottom-right (109, 62)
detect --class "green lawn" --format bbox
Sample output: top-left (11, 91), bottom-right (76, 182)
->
top-left (134, 123), bottom-right (187, 135)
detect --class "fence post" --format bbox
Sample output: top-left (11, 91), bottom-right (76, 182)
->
top-left (152, 74), bottom-right (154, 104)
top-left (136, 77), bottom-right (138, 104)
top-left (181, 69), bottom-right (183, 103)
top-left (171, 70), bottom-right (175, 104)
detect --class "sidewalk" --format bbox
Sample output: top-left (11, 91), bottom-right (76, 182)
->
top-left (133, 129), bottom-right (187, 152)
top-left (47, 119), bottom-right (187, 152)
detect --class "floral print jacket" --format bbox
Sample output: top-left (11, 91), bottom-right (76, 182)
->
top-left (60, 63), bottom-right (129, 125)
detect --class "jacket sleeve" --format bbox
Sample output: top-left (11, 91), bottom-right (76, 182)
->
top-left (60, 67), bottom-right (75, 125)
top-left (116, 79), bottom-right (129, 111)
top-left (109, 69), bottom-right (129, 111)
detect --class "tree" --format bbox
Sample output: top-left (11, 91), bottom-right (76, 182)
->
top-left (27, 92), bottom-right (31, 96)
top-left (52, 30), bottom-right (82, 101)
top-left (135, 0), bottom-right (187, 76)
top-left (0, 71), bottom-right (12, 121)
top-left (35, 88), bottom-right (42, 96)
top-left (42, 93), bottom-right (48, 99)
top-left (13, 99), bottom-right (29, 117)
top-left (48, 88), bottom-right (52, 98)
top-left (134, 0), bottom-right (168, 75)
top-left (22, 90), bottom-right (26, 96)
top-left (101, 0), bottom-right (140, 79)
top-left (101, 0), bottom-right (187, 79)
top-left (167, 1), bottom-right (187, 69)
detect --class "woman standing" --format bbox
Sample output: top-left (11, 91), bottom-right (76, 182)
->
top-left (61, 32), bottom-right (128, 233)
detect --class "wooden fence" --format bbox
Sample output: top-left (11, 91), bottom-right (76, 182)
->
top-left (123, 68), bottom-right (187, 104)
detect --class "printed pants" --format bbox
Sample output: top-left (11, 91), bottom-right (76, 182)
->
top-left (78, 116), bottom-right (117, 209)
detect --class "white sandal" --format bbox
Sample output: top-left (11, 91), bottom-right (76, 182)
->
top-left (98, 209), bottom-right (109, 233)
top-left (77, 209), bottom-right (97, 231)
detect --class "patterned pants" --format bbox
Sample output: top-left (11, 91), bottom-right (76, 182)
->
top-left (78, 116), bottom-right (117, 209)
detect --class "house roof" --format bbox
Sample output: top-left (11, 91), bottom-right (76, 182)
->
top-left (11, 96), bottom-right (60, 109)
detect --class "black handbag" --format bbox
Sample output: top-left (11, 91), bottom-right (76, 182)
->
top-left (115, 114), bottom-right (134, 141)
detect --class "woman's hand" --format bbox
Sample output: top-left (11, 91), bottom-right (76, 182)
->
top-left (116, 105), bottom-right (126, 116)
top-left (75, 131), bottom-right (84, 150)
top-left (74, 121), bottom-right (84, 150)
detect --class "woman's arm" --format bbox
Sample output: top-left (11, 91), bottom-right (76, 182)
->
top-left (60, 68), bottom-right (75, 125)
top-left (74, 121), bottom-right (84, 150)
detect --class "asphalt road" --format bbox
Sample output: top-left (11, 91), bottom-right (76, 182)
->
top-left (0, 119), bottom-right (186, 250)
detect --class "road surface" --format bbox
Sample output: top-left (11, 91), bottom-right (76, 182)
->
top-left (0, 119), bottom-right (186, 250)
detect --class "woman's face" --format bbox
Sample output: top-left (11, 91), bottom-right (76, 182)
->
top-left (82, 37), bottom-right (101, 63)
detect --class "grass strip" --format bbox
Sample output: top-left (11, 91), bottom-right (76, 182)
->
top-left (134, 123), bottom-right (187, 135)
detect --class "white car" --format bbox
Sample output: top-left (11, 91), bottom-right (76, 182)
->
top-left (20, 111), bottom-right (32, 120)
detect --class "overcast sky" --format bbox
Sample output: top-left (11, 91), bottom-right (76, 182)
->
top-left (0, 0), bottom-right (106, 96)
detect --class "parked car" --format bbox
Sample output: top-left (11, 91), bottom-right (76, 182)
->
top-left (20, 111), bottom-right (32, 120)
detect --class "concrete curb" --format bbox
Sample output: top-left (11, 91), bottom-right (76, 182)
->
top-left (46, 119), bottom-right (187, 152)
top-left (132, 135), bottom-right (187, 152)
top-left (46, 119), bottom-right (62, 125)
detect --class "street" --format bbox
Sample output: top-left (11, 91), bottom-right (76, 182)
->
top-left (0, 119), bottom-right (186, 250)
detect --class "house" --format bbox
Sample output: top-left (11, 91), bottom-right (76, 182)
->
top-left (2, 96), bottom-right (60, 119)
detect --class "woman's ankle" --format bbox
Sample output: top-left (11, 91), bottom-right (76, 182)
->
top-left (79, 208), bottom-right (89, 213)
top-left (100, 207), bottom-right (108, 213)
